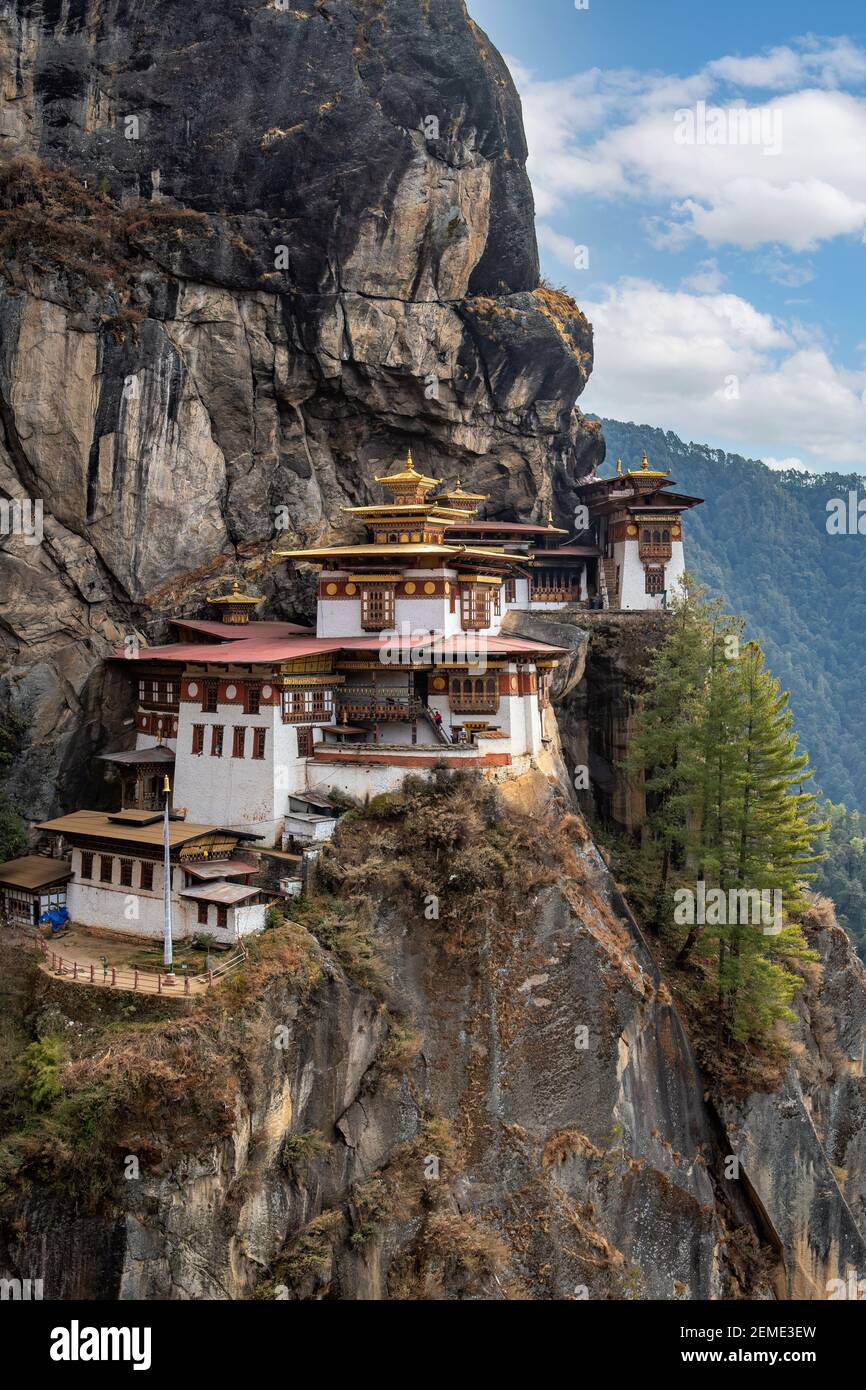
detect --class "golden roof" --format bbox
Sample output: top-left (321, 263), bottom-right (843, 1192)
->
top-left (275, 542), bottom-right (518, 562)
top-left (627, 450), bottom-right (670, 479)
top-left (210, 578), bottom-right (264, 606)
top-left (374, 449), bottom-right (440, 491)
top-left (436, 477), bottom-right (488, 504)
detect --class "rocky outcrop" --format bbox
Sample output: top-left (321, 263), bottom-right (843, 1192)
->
top-left (0, 0), bottom-right (603, 821)
top-left (503, 608), bottom-right (668, 831)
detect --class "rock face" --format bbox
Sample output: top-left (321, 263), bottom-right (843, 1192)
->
top-left (3, 778), bottom-right (865, 1301)
top-left (0, 0), bottom-right (602, 820)
top-left (503, 608), bottom-right (668, 831)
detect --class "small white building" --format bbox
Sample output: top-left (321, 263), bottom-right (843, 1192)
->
top-left (36, 810), bottom-right (269, 946)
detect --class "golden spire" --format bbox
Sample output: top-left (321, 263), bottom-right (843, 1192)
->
top-left (547, 509), bottom-right (555, 528)
top-left (616, 458), bottom-right (623, 476)
top-left (641, 450), bottom-right (650, 472)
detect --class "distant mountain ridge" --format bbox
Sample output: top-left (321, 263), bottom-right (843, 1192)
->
top-left (596, 418), bottom-right (866, 812)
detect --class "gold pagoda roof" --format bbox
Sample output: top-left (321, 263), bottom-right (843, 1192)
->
top-left (275, 542), bottom-right (519, 564)
top-left (623, 451), bottom-right (671, 480)
top-left (209, 579), bottom-right (265, 607)
top-left (374, 449), bottom-right (440, 491)
top-left (435, 477), bottom-right (488, 505)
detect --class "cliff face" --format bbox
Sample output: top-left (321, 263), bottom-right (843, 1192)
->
top-left (2, 774), bottom-right (865, 1301)
top-left (0, 0), bottom-right (602, 819)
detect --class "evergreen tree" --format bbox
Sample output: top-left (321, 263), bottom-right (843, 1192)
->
top-left (625, 585), bottom-right (824, 1046)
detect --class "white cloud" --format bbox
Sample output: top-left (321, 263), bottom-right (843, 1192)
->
top-left (536, 222), bottom-right (577, 267)
top-left (707, 37), bottom-right (866, 91)
top-left (763, 456), bottom-right (814, 473)
top-left (579, 278), bottom-right (866, 470)
top-left (681, 258), bottom-right (726, 293)
top-left (516, 42), bottom-right (866, 251)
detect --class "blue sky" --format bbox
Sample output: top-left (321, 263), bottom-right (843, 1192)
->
top-left (468, 0), bottom-right (866, 473)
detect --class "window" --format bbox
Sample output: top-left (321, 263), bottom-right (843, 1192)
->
top-left (281, 688), bottom-right (331, 723)
top-left (198, 901), bottom-right (210, 926)
top-left (296, 726), bottom-right (314, 758)
top-left (81, 851), bottom-right (94, 880)
top-left (100, 855), bottom-right (114, 884)
top-left (245, 684), bottom-right (261, 715)
top-left (211, 725), bottom-right (224, 757)
top-left (119, 858), bottom-right (134, 888)
top-left (203, 680), bottom-right (218, 713)
top-left (461, 585), bottom-right (491, 630)
top-left (448, 675), bottom-right (499, 712)
top-left (645, 568), bottom-right (665, 595)
top-left (216, 905), bottom-right (228, 931)
top-left (252, 728), bottom-right (267, 760)
top-left (140, 862), bottom-right (154, 892)
top-left (232, 726), bottom-right (246, 759)
top-left (493, 587), bottom-right (501, 617)
top-left (504, 577), bottom-right (516, 603)
top-left (192, 724), bottom-right (205, 755)
top-left (137, 678), bottom-right (179, 709)
top-left (361, 584), bottom-right (396, 631)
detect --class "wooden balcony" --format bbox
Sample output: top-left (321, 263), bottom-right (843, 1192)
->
top-left (449, 696), bottom-right (500, 714)
top-left (337, 699), bottom-right (421, 723)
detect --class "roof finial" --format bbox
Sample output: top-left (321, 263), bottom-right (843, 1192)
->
top-left (547, 508), bottom-right (555, 528)
top-left (641, 450), bottom-right (650, 472)
top-left (616, 457), bottom-right (623, 476)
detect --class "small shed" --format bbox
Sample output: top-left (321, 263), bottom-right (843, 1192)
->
top-left (0, 855), bottom-right (73, 926)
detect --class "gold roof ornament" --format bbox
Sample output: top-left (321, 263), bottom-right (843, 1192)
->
top-left (209, 578), bottom-right (265, 624)
top-left (547, 509), bottom-right (556, 528)
top-left (436, 476), bottom-right (489, 509)
top-left (626, 449), bottom-right (669, 480)
top-left (616, 458), bottom-right (623, 476)
top-left (374, 449), bottom-right (441, 492)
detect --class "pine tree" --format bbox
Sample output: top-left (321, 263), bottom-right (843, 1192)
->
top-left (624, 585), bottom-right (825, 1047)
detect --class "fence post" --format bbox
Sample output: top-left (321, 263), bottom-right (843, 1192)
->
top-left (90, 964), bottom-right (94, 982)
top-left (134, 968), bottom-right (138, 991)
top-left (184, 974), bottom-right (190, 995)
top-left (158, 974), bottom-right (162, 994)
top-left (208, 970), bottom-right (214, 987)
top-left (73, 961), bottom-right (78, 980)
top-left (111, 967), bottom-right (116, 986)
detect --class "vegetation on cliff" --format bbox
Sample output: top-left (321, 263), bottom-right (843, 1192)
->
top-left (615, 580), bottom-right (825, 1050)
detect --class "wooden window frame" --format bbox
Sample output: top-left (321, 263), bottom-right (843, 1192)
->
top-left (504, 577), bottom-right (516, 603)
top-left (211, 725), bottom-right (224, 757)
top-left (119, 858), bottom-right (134, 889)
top-left (202, 680), bottom-right (219, 714)
top-left (192, 724), bottom-right (205, 755)
top-left (245, 683), bottom-right (261, 715)
top-left (232, 726), bottom-right (246, 759)
top-left (197, 901), bottom-right (210, 926)
top-left (140, 861), bottom-right (154, 892)
top-left (252, 728), bottom-right (267, 760)
top-left (99, 855), bottom-right (114, 884)
top-left (81, 851), bottom-right (94, 880)
top-left (360, 584), bottom-right (396, 632)
top-left (461, 585), bottom-right (491, 631)
top-left (296, 725), bottom-right (314, 758)
top-left (216, 905), bottom-right (228, 931)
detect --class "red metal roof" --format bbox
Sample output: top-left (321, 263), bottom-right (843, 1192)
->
top-left (171, 619), bottom-right (314, 640)
top-left (112, 631), bottom-right (566, 664)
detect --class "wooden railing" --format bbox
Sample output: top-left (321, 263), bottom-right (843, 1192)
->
top-left (38, 940), bottom-right (247, 995)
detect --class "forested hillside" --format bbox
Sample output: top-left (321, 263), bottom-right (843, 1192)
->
top-left (598, 419), bottom-right (866, 813)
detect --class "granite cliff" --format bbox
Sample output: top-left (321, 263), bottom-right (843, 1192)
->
top-left (0, 0), bottom-right (601, 820)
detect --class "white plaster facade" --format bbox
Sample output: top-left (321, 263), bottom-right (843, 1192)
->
top-left (613, 539), bottom-right (686, 611)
